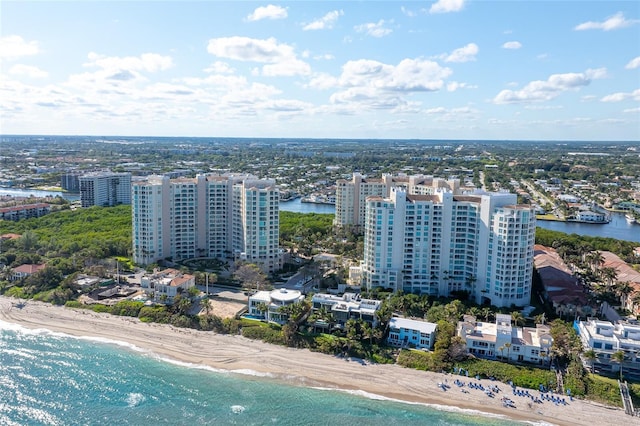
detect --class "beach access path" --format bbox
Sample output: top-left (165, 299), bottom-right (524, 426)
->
top-left (0, 296), bottom-right (630, 426)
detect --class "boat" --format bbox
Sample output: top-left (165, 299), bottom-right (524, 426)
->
top-left (626, 214), bottom-right (637, 224)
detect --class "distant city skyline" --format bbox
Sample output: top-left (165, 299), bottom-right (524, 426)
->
top-left (1, 1), bottom-right (639, 141)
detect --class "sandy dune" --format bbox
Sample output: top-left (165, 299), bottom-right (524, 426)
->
top-left (0, 296), bottom-right (631, 426)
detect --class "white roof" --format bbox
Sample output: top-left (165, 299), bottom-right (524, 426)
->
top-left (389, 317), bottom-right (438, 334)
top-left (269, 288), bottom-right (302, 303)
top-left (249, 291), bottom-right (272, 303)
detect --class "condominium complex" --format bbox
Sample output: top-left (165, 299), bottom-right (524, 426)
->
top-left (79, 172), bottom-right (132, 208)
top-left (575, 318), bottom-right (640, 378)
top-left (361, 188), bottom-right (536, 307)
top-left (334, 173), bottom-right (460, 230)
top-left (132, 174), bottom-right (281, 273)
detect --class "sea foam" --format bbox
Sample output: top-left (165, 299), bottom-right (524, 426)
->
top-left (311, 386), bottom-right (512, 421)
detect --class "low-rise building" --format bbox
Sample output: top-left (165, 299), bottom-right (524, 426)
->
top-left (247, 288), bottom-right (305, 324)
top-left (598, 251), bottom-right (640, 315)
top-left (533, 245), bottom-right (591, 318)
top-left (457, 314), bottom-right (553, 365)
top-left (0, 203), bottom-right (51, 221)
top-left (575, 211), bottom-right (608, 223)
top-left (575, 318), bottom-right (640, 379)
top-left (140, 268), bottom-right (195, 302)
top-left (310, 293), bottom-right (381, 328)
top-left (387, 317), bottom-right (438, 350)
top-left (10, 263), bottom-right (46, 281)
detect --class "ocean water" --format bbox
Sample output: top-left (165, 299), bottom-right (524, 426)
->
top-left (0, 322), bottom-right (520, 426)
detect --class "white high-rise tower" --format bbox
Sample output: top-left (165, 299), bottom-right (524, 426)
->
top-left (132, 174), bottom-right (281, 273)
top-left (361, 189), bottom-right (535, 308)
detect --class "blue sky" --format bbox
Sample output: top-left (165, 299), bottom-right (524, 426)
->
top-left (1, 1), bottom-right (638, 140)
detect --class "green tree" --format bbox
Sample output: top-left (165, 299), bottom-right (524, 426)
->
top-left (511, 311), bottom-right (525, 327)
top-left (583, 349), bottom-right (597, 373)
top-left (612, 350), bottom-right (625, 380)
top-left (504, 342), bottom-right (512, 363)
top-left (234, 263), bottom-right (268, 291)
top-left (200, 297), bottom-right (212, 316)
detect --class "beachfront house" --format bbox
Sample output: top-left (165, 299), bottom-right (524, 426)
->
top-left (575, 318), bottom-right (640, 379)
top-left (457, 314), bottom-right (553, 365)
top-left (140, 268), bottom-right (195, 302)
top-left (310, 293), bottom-right (381, 328)
top-left (10, 263), bottom-right (46, 281)
top-left (387, 317), bottom-right (438, 350)
top-left (247, 288), bottom-right (305, 324)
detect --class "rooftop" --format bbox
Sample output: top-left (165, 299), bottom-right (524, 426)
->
top-left (389, 317), bottom-right (437, 334)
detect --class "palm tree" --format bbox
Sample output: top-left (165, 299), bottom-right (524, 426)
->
top-left (534, 313), bottom-right (547, 325)
top-left (511, 311), bottom-right (525, 327)
top-left (467, 306), bottom-right (482, 318)
top-left (601, 267), bottom-right (618, 287)
top-left (614, 281), bottom-right (633, 308)
top-left (481, 307), bottom-right (493, 322)
top-left (612, 350), bottom-right (625, 380)
top-left (498, 345), bottom-right (505, 360)
top-left (631, 293), bottom-right (640, 315)
top-left (587, 251), bottom-right (604, 272)
top-left (504, 342), bottom-right (512, 363)
top-left (256, 302), bottom-right (268, 320)
top-left (540, 351), bottom-right (548, 367)
top-left (583, 349), bottom-right (597, 373)
top-left (200, 297), bottom-right (212, 316)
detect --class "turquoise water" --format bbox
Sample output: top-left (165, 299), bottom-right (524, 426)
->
top-left (0, 322), bottom-right (519, 426)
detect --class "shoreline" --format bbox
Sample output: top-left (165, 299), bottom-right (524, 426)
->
top-left (0, 296), bottom-right (629, 426)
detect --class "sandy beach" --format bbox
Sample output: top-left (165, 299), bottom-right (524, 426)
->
top-left (0, 296), bottom-right (629, 426)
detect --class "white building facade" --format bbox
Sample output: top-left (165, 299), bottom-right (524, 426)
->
top-left (576, 318), bottom-right (640, 378)
top-left (79, 172), bottom-right (132, 208)
top-left (361, 189), bottom-right (535, 307)
top-left (457, 314), bottom-right (553, 364)
top-left (310, 293), bottom-right (381, 327)
top-left (247, 288), bottom-right (305, 324)
top-left (334, 173), bottom-right (460, 230)
top-left (387, 317), bottom-right (438, 350)
top-left (132, 174), bottom-right (281, 273)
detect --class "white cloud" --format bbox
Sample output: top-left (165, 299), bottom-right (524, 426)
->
top-left (262, 58), bottom-right (311, 76)
top-left (246, 5), bottom-right (288, 21)
top-left (0, 35), bottom-right (40, 59)
top-left (581, 95), bottom-right (597, 102)
top-left (9, 64), bottom-right (48, 79)
top-left (493, 68), bottom-right (607, 104)
top-left (600, 89), bottom-right (640, 102)
top-left (339, 58), bottom-right (451, 92)
top-left (430, 0), bottom-right (465, 14)
top-left (401, 6), bottom-right (417, 17)
top-left (623, 107), bottom-right (640, 113)
top-left (85, 52), bottom-right (173, 72)
top-left (426, 106), bottom-right (477, 115)
top-left (502, 41), bottom-right (522, 50)
top-left (207, 36), bottom-right (309, 76)
top-left (208, 36), bottom-right (293, 63)
top-left (204, 61), bottom-right (235, 74)
top-left (523, 105), bottom-right (564, 110)
top-left (326, 58), bottom-right (452, 111)
top-left (625, 56), bottom-right (640, 70)
top-left (441, 43), bottom-right (478, 63)
top-left (307, 73), bottom-right (339, 90)
top-left (354, 20), bottom-right (393, 38)
top-left (313, 53), bottom-right (335, 61)
top-left (303, 10), bottom-right (343, 30)
top-left (446, 81), bottom-right (477, 91)
top-left (574, 12), bottom-right (639, 31)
